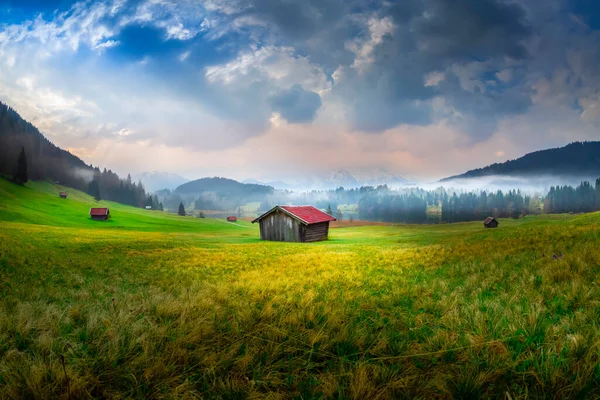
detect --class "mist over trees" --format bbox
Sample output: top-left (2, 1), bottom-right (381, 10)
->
top-left (545, 181), bottom-right (597, 214)
top-left (209, 178), bottom-right (600, 224)
top-left (0, 101), bottom-right (152, 208)
top-left (359, 193), bottom-right (427, 223)
top-left (441, 190), bottom-right (532, 222)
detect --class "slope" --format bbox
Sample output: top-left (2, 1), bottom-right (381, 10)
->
top-left (0, 177), bottom-right (255, 236)
top-left (442, 141), bottom-right (600, 181)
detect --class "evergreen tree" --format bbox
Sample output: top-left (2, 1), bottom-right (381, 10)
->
top-left (178, 202), bottom-right (186, 216)
top-left (326, 204), bottom-right (333, 215)
top-left (596, 178), bottom-right (600, 211)
top-left (14, 147), bottom-right (28, 185)
top-left (88, 178), bottom-right (101, 201)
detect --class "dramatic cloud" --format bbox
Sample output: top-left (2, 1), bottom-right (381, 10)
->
top-left (269, 84), bottom-right (322, 123)
top-left (0, 0), bottom-right (599, 181)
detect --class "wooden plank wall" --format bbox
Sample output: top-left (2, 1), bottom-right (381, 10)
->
top-left (304, 222), bottom-right (329, 242)
top-left (259, 210), bottom-right (302, 242)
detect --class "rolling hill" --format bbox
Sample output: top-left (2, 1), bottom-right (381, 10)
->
top-left (175, 176), bottom-right (274, 198)
top-left (0, 177), bottom-right (254, 237)
top-left (442, 141), bottom-right (600, 181)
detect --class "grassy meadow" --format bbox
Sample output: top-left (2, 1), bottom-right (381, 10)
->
top-left (1, 178), bottom-right (600, 398)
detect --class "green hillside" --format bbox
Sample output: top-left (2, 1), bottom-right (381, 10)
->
top-left (2, 179), bottom-right (600, 398)
top-left (0, 178), bottom-right (254, 237)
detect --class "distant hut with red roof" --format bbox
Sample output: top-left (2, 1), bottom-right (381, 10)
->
top-left (59, 192), bottom-right (68, 199)
top-left (90, 207), bottom-right (110, 221)
top-left (252, 205), bottom-right (336, 242)
top-left (227, 216), bottom-right (237, 222)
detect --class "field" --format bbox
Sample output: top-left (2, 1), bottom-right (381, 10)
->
top-left (1, 178), bottom-right (600, 398)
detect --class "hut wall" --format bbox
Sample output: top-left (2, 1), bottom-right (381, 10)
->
top-left (91, 215), bottom-right (108, 221)
top-left (485, 220), bottom-right (498, 228)
top-left (259, 210), bottom-right (302, 242)
top-left (304, 222), bottom-right (330, 242)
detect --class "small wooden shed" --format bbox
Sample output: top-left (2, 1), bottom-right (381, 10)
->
top-left (90, 207), bottom-right (110, 221)
top-left (484, 217), bottom-right (498, 228)
top-left (227, 216), bottom-right (237, 222)
top-left (252, 205), bottom-right (336, 242)
top-left (59, 192), bottom-right (68, 199)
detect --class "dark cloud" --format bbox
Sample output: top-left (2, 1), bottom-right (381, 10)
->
top-left (436, 71), bottom-right (533, 139)
top-left (269, 84), bottom-right (322, 123)
top-left (328, 0), bottom-right (535, 134)
top-left (207, 0), bottom-right (536, 134)
top-left (413, 0), bottom-right (532, 61)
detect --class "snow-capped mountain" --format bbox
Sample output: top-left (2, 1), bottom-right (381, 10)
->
top-left (355, 169), bottom-right (412, 187)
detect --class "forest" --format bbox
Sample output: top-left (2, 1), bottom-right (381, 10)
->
top-left (0, 102), bottom-right (154, 209)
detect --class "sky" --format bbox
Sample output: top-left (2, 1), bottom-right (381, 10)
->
top-left (0, 0), bottom-right (599, 182)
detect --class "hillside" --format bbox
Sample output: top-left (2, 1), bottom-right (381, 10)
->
top-left (0, 177), bottom-right (252, 235)
top-left (0, 102), bottom-right (91, 188)
top-left (442, 141), bottom-right (600, 181)
top-left (176, 176), bottom-right (274, 198)
top-left (0, 101), bottom-right (154, 208)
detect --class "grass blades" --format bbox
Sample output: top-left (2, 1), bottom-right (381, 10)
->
top-left (1, 178), bottom-right (600, 398)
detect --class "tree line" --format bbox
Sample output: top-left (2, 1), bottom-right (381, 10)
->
top-left (545, 180), bottom-right (600, 214)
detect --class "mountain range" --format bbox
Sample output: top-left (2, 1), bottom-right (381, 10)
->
top-left (244, 169), bottom-right (410, 191)
top-left (3, 100), bottom-right (598, 200)
top-left (441, 141), bottom-right (600, 182)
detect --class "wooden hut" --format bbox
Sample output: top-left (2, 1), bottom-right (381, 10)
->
top-left (483, 217), bottom-right (498, 228)
top-left (252, 205), bottom-right (336, 242)
top-left (227, 216), bottom-right (237, 222)
top-left (90, 207), bottom-right (110, 221)
top-left (59, 192), bottom-right (68, 199)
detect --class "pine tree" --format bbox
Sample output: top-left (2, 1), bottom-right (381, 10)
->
top-left (14, 147), bottom-right (28, 185)
top-left (178, 202), bottom-right (186, 216)
top-left (596, 178), bottom-right (600, 211)
top-left (88, 178), bottom-right (101, 201)
top-left (326, 204), bottom-right (333, 215)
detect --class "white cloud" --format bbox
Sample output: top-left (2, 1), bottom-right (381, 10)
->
top-left (205, 45), bottom-right (330, 93)
top-left (346, 16), bottom-right (395, 73)
top-left (424, 71), bottom-right (445, 87)
top-left (165, 23), bottom-right (195, 40)
top-left (94, 40), bottom-right (120, 50)
top-left (496, 69), bottom-right (513, 82)
top-left (179, 51), bottom-right (191, 62)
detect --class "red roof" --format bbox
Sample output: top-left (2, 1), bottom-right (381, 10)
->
top-left (227, 216), bottom-right (237, 221)
top-left (253, 205), bottom-right (335, 225)
top-left (90, 207), bottom-right (109, 216)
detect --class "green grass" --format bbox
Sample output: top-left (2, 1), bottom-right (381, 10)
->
top-left (1, 178), bottom-right (600, 398)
